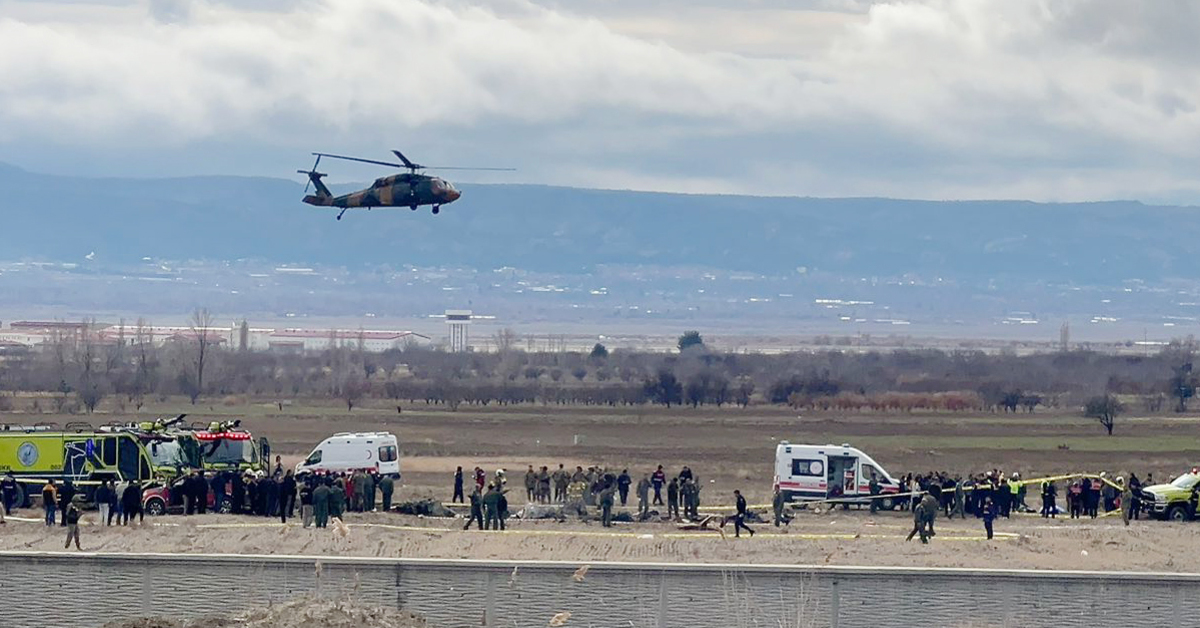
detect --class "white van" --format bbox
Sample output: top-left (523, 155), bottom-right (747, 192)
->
top-left (773, 441), bottom-right (902, 508)
top-left (295, 432), bottom-right (400, 477)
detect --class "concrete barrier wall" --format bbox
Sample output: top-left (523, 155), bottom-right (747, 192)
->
top-left (0, 552), bottom-right (1192, 628)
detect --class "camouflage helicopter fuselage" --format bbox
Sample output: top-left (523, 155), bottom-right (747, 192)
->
top-left (303, 172), bottom-right (461, 211)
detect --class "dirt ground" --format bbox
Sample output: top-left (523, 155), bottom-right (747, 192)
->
top-left (13, 400), bottom-right (1200, 506)
top-left (8, 400), bottom-right (1200, 573)
top-left (0, 506), bottom-right (1190, 573)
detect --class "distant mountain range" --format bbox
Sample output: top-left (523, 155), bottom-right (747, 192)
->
top-left (2, 161), bottom-right (1196, 284)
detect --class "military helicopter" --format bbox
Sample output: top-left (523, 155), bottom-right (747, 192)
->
top-left (298, 150), bottom-right (514, 220)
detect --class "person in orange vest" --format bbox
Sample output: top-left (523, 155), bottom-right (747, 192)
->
top-left (41, 480), bottom-right (58, 526)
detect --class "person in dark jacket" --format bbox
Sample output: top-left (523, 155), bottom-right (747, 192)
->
top-left (299, 481), bottom-right (315, 528)
top-left (453, 467), bottom-right (465, 503)
top-left (42, 480), bottom-right (57, 526)
top-left (64, 503), bottom-right (83, 550)
top-left (195, 472), bottom-right (209, 515)
top-left (732, 490), bottom-right (755, 537)
top-left (464, 486), bottom-right (485, 530)
top-left (211, 472), bottom-right (227, 513)
top-left (982, 496), bottom-right (997, 540)
top-left (122, 481), bottom-right (143, 525)
top-left (1, 472), bottom-right (17, 514)
top-left (483, 484), bottom-right (505, 530)
top-left (279, 471), bottom-right (297, 523)
top-left (617, 470), bottom-right (632, 507)
top-left (58, 480), bottom-right (76, 526)
top-left (231, 473), bottom-right (246, 515)
top-left (667, 478), bottom-right (680, 520)
top-left (96, 480), bottom-right (114, 526)
top-left (265, 476), bottom-right (279, 517)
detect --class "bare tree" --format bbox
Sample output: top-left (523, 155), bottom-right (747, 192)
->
top-left (493, 328), bottom-right (519, 353)
top-left (1084, 394), bottom-right (1123, 436)
top-left (189, 308), bottom-right (215, 405)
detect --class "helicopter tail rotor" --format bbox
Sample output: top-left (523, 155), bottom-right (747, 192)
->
top-left (302, 154), bottom-right (322, 193)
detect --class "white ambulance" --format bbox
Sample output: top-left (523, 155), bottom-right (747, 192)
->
top-left (773, 441), bottom-right (902, 508)
top-left (295, 431), bottom-right (400, 478)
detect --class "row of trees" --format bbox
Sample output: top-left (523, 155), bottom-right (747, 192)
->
top-left (2, 323), bottom-right (1200, 427)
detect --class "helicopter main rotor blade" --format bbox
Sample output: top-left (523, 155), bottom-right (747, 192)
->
top-left (391, 150), bottom-right (419, 170)
top-left (313, 152), bottom-right (404, 169)
top-left (423, 166), bottom-right (517, 171)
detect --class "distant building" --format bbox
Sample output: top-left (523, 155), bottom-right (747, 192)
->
top-left (2, 320), bottom-right (428, 354)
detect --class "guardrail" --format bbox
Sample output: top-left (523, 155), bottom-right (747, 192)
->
top-left (0, 552), bottom-right (1190, 628)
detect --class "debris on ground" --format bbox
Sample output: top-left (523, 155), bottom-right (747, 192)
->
top-left (395, 499), bottom-right (456, 518)
top-left (101, 597), bottom-right (429, 628)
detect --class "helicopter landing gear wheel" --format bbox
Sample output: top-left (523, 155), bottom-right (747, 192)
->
top-left (336, 208), bottom-right (347, 221)
top-left (432, 205), bottom-right (440, 215)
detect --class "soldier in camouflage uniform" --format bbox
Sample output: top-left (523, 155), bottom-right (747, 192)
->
top-left (906, 489), bottom-right (940, 544)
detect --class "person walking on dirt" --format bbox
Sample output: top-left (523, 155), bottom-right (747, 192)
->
top-left (952, 479), bottom-right (965, 519)
top-left (617, 469), bottom-right (632, 507)
top-left (667, 478), bottom-right (681, 521)
top-left (981, 496), bottom-right (996, 540)
top-left (380, 474), bottom-right (395, 512)
top-left (64, 503), bottom-right (82, 550)
top-left (906, 490), bottom-right (939, 544)
top-left (772, 485), bottom-right (786, 527)
top-left (312, 480), bottom-right (330, 529)
top-left (464, 486), bottom-right (485, 530)
top-left (636, 474), bottom-right (651, 520)
top-left (732, 490), bottom-right (755, 538)
top-left (453, 467), bottom-right (465, 503)
top-left (651, 466), bottom-right (666, 505)
top-left (868, 474), bottom-right (882, 514)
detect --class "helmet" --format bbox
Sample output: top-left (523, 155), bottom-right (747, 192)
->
top-left (1011, 472), bottom-right (1020, 479)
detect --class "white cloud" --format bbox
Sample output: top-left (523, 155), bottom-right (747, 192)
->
top-left (1, 0), bottom-right (1200, 202)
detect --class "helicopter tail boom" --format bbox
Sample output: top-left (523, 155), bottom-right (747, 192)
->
top-left (297, 169), bottom-right (333, 204)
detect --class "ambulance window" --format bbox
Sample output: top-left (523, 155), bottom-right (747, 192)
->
top-left (378, 446), bottom-right (397, 462)
top-left (101, 437), bottom-right (117, 466)
top-left (791, 459), bottom-right (824, 476)
top-left (305, 450), bottom-right (322, 465)
top-left (862, 464), bottom-right (880, 481)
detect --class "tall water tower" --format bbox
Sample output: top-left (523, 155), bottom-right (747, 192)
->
top-left (445, 310), bottom-right (472, 352)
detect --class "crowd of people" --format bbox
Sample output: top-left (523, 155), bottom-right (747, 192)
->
top-left (450, 462), bottom-right (739, 532)
top-left (0, 456), bottom-right (1170, 552)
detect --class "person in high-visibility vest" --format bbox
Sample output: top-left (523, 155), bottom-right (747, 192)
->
top-left (1009, 473), bottom-right (1022, 515)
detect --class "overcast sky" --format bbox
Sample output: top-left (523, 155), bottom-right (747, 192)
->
top-left (2, 0), bottom-right (1199, 203)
